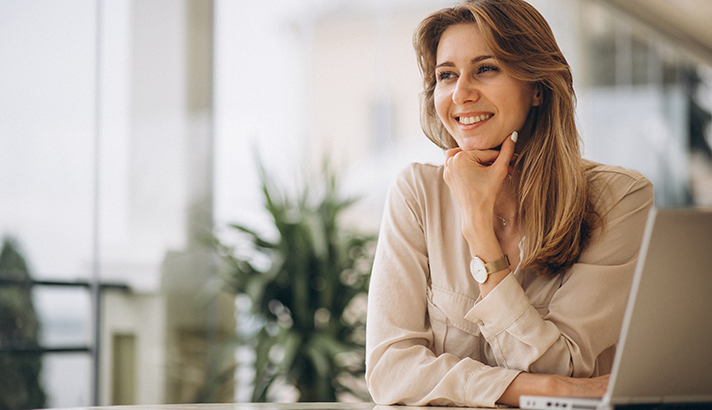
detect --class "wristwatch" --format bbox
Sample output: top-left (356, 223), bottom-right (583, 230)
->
top-left (470, 254), bottom-right (510, 283)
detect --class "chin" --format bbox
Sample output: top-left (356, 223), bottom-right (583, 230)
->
top-left (458, 139), bottom-right (504, 152)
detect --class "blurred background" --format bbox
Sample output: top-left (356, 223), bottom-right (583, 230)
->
top-left (1, 0), bottom-right (711, 407)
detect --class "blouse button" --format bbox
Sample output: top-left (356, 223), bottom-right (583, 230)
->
top-left (478, 320), bottom-right (484, 326)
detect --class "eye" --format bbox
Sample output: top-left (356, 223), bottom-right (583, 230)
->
top-left (477, 65), bottom-right (498, 75)
top-left (436, 71), bottom-right (456, 82)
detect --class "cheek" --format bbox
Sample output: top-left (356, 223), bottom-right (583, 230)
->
top-left (433, 89), bottom-right (451, 124)
top-left (503, 93), bottom-right (534, 128)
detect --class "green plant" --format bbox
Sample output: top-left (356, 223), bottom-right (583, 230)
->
top-left (0, 237), bottom-right (46, 410)
top-left (216, 161), bottom-right (376, 402)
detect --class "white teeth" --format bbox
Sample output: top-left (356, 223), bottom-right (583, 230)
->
top-left (458, 114), bottom-right (492, 125)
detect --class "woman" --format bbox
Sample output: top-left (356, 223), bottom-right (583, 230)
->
top-left (365, 0), bottom-right (654, 407)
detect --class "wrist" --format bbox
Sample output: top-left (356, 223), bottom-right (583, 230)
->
top-left (498, 373), bottom-right (556, 407)
top-left (465, 232), bottom-right (504, 264)
top-left (461, 212), bottom-right (495, 237)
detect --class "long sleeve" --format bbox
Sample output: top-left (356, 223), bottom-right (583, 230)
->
top-left (463, 166), bottom-right (654, 377)
top-left (365, 164), bottom-right (520, 407)
top-left (365, 162), bottom-right (654, 407)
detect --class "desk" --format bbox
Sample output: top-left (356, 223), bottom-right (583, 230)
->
top-left (58, 404), bottom-right (373, 410)
top-left (58, 404), bottom-right (374, 410)
top-left (52, 403), bottom-right (490, 410)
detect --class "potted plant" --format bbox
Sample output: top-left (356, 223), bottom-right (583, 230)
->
top-left (216, 161), bottom-right (376, 402)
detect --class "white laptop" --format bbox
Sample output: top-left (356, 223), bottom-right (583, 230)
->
top-left (521, 207), bottom-right (712, 410)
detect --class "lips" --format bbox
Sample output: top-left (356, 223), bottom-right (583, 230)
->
top-left (456, 113), bottom-right (493, 125)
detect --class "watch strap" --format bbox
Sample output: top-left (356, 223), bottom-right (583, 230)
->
top-left (484, 254), bottom-right (510, 274)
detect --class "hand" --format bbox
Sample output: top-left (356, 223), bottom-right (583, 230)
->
top-left (442, 131), bottom-right (518, 232)
top-left (548, 374), bottom-right (609, 397)
top-left (497, 373), bottom-right (610, 407)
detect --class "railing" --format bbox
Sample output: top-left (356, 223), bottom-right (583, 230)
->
top-left (0, 277), bottom-right (130, 403)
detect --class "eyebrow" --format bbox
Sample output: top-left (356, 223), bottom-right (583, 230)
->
top-left (435, 55), bottom-right (495, 69)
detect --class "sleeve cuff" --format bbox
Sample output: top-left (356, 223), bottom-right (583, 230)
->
top-left (464, 273), bottom-right (530, 338)
top-left (465, 366), bottom-right (521, 407)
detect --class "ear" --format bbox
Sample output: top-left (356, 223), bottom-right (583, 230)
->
top-left (532, 85), bottom-right (543, 107)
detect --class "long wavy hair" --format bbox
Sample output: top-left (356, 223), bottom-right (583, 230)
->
top-left (414, 0), bottom-right (601, 278)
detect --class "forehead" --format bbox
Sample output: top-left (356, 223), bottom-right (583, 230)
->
top-left (436, 23), bottom-right (491, 63)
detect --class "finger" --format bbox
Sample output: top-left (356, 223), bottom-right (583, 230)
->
top-left (494, 131), bottom-right (518, 170)
top-left (466, 149), bottom-right (500, 165)
top-left (445, 148), bottom-right (461, 161)
top-left (445, 148), bottom-right (461, 167)
top-left (450, 148), bottom-right (499, 169)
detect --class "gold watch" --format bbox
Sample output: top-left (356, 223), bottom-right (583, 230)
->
top-left (470, 254), bottom-right (510, 283)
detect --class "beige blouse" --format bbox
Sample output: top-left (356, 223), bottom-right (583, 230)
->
top-left (365, 161), bottom-right (654, 407)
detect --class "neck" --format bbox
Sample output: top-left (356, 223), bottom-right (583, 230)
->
top-left (494, 178), bottom-right (518, 221)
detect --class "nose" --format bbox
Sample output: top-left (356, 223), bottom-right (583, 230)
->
top-left (452, 76), bottom-right (479, 105)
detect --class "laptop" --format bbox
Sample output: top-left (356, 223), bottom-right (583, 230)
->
top-left (520, 207), bottom-right (712, 410)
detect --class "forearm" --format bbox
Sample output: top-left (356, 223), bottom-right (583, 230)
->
top-left (497, 372), bottom-right (610, 407)
top-left (444, 140), bottom-right (517, 297)
top-left (367, 344), bottom-right (517, 406)
top-left (497, 372), bottom-right (552, 407)
top-left (462, 218), bottom-right (510, 298)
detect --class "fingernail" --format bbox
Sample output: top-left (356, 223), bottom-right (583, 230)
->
top-left (511, 131), bottom-right (518, 143)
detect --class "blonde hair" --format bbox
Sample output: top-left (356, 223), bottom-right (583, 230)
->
top-left (414, 0), bottom-right (600, 278)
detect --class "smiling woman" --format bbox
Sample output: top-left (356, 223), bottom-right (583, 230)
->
top-left (433, 24), bottom-right (540, 153)
top-left (365, 0), bottom-right (655, 407)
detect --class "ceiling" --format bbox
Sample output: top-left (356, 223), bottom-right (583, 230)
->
top-left (599, 0), bottom-right (712, 66)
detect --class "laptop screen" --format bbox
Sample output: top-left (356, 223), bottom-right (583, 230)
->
top-left (605, 208), bottom-right (712, 405)
top-left (522, 208), bottom-right (712, 409)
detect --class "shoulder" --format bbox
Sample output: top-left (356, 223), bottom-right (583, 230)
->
top-left (584, 160), bottom-right (648, 185)
top-left (583, 160), bottom-right (654, 216)
top-left (394, 162), bottom-right (444, 183)
top-left (386, 162), bottom-right (449, 220)
top-left (391, 162), bottom-right (445, 197)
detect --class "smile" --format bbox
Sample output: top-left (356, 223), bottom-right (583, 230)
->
top-left (457, 114), bottom-right (492, 125)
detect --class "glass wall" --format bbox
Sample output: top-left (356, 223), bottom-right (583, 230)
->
top-left (1, 0), bottom-right (231, 407)
top-left (1, 1), bottom-right (98, 407)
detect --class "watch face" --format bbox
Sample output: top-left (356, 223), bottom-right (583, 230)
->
top-left (470, 257), bottom-right (488, 283)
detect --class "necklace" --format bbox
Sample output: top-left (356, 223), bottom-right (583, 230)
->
top-left (494, 213), bottom-right (507, 226)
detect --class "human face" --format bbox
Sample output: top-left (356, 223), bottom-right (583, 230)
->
top-left (434, 23), bottom-right (540, 151)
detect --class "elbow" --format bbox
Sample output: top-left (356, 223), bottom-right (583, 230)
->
top-left (365, 354), bottom-right (414, 406)
top-left (365, 359), bottom-right (395, 405)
